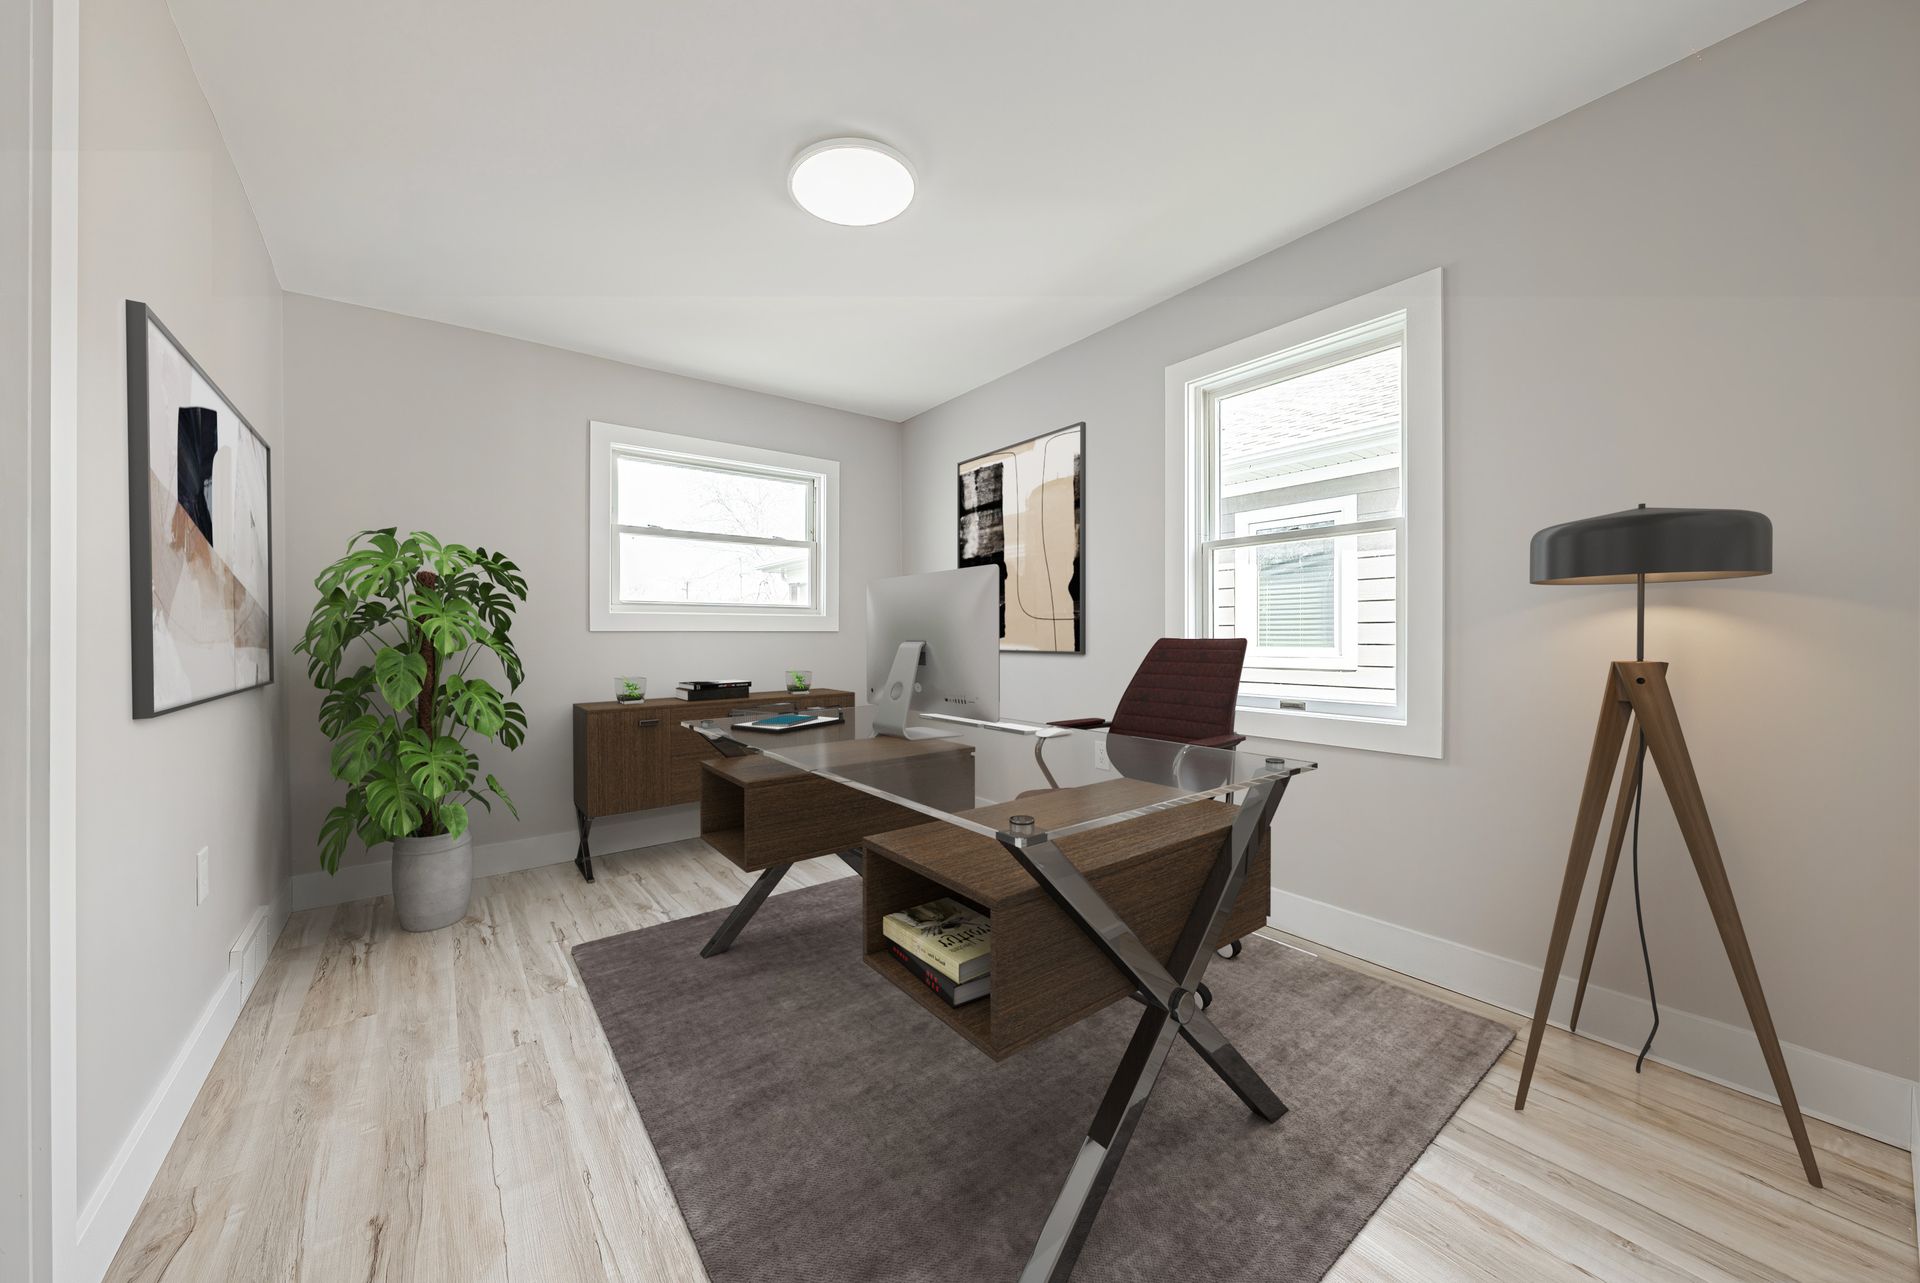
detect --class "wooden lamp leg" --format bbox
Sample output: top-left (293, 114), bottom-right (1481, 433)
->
top-left (1569, 718), bottom-right (1642, 1033)
top-left (1617, 661), bottom-right (1822, 1187)
top-left (1514, 667), bottom-right (1632, 1110)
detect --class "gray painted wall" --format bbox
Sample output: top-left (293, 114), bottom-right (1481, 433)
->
top-left (74, 0), bottom-right (289, 1202)
top-left (901, 0), bottom-right (1920, 1078)
top-left (281, 295), bottom-right (904, 876)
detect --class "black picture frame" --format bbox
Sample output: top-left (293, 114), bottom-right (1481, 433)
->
top-left (957, 421), bottom-right (1085, 655)
top-left (126, 300), bottom-right (275, 719)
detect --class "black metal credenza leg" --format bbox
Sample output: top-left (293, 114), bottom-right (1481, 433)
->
top-left (574, 808), bottom-right (595, 883)
top-left (1004, 775), bottom-right (1292, 1283)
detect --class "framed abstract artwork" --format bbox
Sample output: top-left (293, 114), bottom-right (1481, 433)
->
top-left (957, 421), bottom-right (1084, 653)
top-left (126, 301), bottom-right (274, 718)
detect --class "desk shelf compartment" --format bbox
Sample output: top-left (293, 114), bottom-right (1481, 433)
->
top-left (859, 783), bottom-right (1269, 1063)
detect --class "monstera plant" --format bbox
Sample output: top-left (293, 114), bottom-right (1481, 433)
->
top-left (295, 530), bottom-right (527, 928)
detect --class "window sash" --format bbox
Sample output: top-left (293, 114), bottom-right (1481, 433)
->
top-left (1197, 323), bottom-right (1404, 547)
top-left (1189, 314), bottom-right (1409, 722)
top-left (613, 523), bottom-right (814, 550)
top-left (1204, 517), bottom-right (1405, 703)
top-left (609, 446), bottom-right (824, 613)
top-left (614, 536), bottom-right (818, 611)
top-left (1201, 514), bottom-right (1401, 553)
top-left (612, 447), bottom-right (820, 538)
top-left (1201, 327), bottom-right (1404, 409)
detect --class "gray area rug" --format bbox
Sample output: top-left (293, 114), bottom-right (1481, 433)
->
top-left (573, 878), bottom-right (1511, 1283)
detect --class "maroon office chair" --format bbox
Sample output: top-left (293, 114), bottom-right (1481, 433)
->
top-left (1052, 637), bottom-right (1253, 966)
top-left (1050, 637), bottom-right (1248, 748)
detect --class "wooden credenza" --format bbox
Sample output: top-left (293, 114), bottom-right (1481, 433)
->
top-left (570, 687), bottom-right (855, 881)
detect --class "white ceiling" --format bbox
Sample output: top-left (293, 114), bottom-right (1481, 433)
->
top-left (170, 0), bottom-right (1798, 421)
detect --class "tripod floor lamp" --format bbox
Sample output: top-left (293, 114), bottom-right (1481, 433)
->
top-left (1513, 504), bottom-right (1821, 1188)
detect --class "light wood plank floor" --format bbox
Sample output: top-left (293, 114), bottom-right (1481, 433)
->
top-left (104, 839), bottom-right (1917, 1283)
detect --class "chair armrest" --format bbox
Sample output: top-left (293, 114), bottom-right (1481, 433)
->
top-left (1185, 733), bottom-right (1246, 749)
top-left (1048, 717), bottom-right (1109, 730)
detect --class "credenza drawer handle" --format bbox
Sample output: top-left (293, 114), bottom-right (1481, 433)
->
top-left (634, 718), bottom-right (660, 728)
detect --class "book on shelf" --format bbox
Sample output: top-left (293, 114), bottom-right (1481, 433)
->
top-left (884, 941), bottom-right (990, 1007)
top-left (675, 680), bottom-right (753, 702)
top-left (881, 897), bottom-right (991, 984)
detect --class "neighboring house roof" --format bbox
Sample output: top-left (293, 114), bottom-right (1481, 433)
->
top-left (755, 551), bottom-right (809, 576)
top-left (1220, 347), bottom-right (1400, 489)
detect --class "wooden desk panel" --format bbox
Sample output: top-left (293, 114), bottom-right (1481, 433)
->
top-left (860, 788), bottom-right (1269, 1061)
top-left (699, 740), bottom-right (975, 873)
top-left (861, 779), bottom-right (1235, 908)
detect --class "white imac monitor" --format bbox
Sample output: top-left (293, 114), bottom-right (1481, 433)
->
top-left (866, 567), bottom-right (1001, 738)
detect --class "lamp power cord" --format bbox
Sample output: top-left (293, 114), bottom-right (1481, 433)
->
top-left (1629, 556), bottom-right (1659, 1074)
top-left (1628, 731), bottom-right (1660, 1072)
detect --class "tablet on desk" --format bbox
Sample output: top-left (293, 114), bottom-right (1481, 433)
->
top-left (731, 712), bottom-right (841, 733)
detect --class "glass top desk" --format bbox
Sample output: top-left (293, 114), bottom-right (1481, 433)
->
top-left (686, 706), bottom-right (1315, 1283)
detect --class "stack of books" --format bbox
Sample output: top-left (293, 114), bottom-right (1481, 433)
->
top-left (881, 897), bottom-right (991, 1006)
top-left (675, 680), bottom-right (752, 702)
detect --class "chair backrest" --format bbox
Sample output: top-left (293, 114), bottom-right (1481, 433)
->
top-left (1105, 637), bottom-right (1248, 744)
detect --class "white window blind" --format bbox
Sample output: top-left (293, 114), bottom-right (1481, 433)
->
top-left (1256, 538), bottom-right (1336, 649)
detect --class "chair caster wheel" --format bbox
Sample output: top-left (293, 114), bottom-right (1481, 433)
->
top-left (1217, 938), bottom-right (1243, 960)
top-left (1198, 982), bottom-right (1214, 1010)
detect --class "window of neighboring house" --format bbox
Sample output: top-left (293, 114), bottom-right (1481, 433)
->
top-left (1232, 495), bottom-right (1359, 665)
top-left (1165, 270), bottom-right (1443, 756)
top-left (588, 421), bottom-right (840, 632)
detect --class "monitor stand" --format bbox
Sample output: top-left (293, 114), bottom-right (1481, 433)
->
top-left (873, 641), bottom-right (958, 740)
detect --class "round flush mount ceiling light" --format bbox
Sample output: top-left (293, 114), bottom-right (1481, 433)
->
top-left (788, 138), bottom-right (915, 226)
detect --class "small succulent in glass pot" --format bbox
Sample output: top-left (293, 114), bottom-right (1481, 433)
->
top-left (785, 669), bottom-right (812, 695)
top-left (616, 676), bottom-right (647, 703)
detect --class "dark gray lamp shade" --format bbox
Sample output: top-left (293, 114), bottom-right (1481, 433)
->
top-left (1530, 507), bottom-right (1772, 585)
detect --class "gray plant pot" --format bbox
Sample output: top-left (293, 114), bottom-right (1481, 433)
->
top-left (392, 829), bottom-right (473, 932)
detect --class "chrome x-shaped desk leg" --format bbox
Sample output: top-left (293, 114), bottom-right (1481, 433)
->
top-left (1002, 775), bottom-right (1290, 1283)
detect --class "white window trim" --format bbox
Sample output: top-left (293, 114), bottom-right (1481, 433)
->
top-left (589, 420), bottom-right (841, 632)
top-left (1164, 269), bottom-right (1443, 758)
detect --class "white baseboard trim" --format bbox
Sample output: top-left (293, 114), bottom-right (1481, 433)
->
top-left (227, 893), bottom-right (286, 1009)
top-left (73, 884), bottom-right (292, 1282)
top-left (72, 970), bottom-right (241, 1282)
top-left (1270, 889), bottom-right (1916, 1150)
top-left (284, 806), bottom-right (705, 912)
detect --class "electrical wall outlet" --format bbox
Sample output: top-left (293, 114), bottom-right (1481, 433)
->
top-left (196, 846), bottom-right (211, 905)
top-left (1093, 739), bottom-right (1112, 771)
